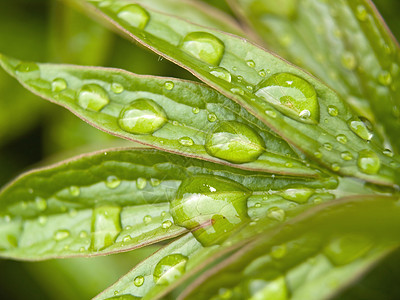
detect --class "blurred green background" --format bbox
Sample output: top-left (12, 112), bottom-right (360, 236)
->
top-left (0, 0), bottom-right (399, 299)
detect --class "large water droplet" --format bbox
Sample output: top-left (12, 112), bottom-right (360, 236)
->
top-left (357, 150), bottom-right (381, 174)
top-left (210, 67), bottom-right (231, 82)
top-left (153, 254), bottom-right (188, 285)
top-left (170, 175), bottom-right (251, 246)
top-left (162, 220), bottom-right (173, 229)
top-left (280, 188), bottom-right (313, 204)
top-left (118, 99), bottom-right (167, 134)
top-left (91, 205), bottom-right (122, 251)
top-left (133, 275), bottom-right (144, 287)
top-left (324, 234), bottom-right (372, 266)
top-left (52, 78), bottom-right (67, 92)
top-left (180, 32), bottom-right (225, 65)
top-left (106, 176), bottom-right (121, 189)
top-left (117, 4), bottom-right (150, 29)
top-left (78, 84), bottom-right (110, 112)
top-left (255, 73), bottom-right (319, 124)
top-left (205, 121), bottom-right (265, 164)
top-left (348, 119), bottom-right (373, 140)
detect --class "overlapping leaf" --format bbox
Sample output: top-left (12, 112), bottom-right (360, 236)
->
top-left (78, 0), bottom-right (400, 187)
top-left (229, 0), bottom-right (400, 154)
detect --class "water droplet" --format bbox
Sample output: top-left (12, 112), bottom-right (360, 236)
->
top-left (134, 275), bottom-right (144, 287)
top-left (35, 197), bottom-right (47, 211)
top-left (117, 4), bottom-right (150, 29)
top-left (170, 175), bottom-right (250, 246)
top-left (54, 229), bottom-right (70, 241)
top-left (271, 244), bottom-right (287, 259)
top-left (143, 215), bottom-right (152, 224)
top-left (178, 136), bottom-right (194, 146)
top-left (136, 177), bottom-right (147, 190)
top-left (324, 234), bottom-right (372, 266)
top-left (123, 235), bottom-right (132, 243)
top-left (383, 149), bottom-right (394, 157)
top-left (90, 205), bottom-right (122, 251)
top-left (150, 178), bottom-right (161, 187)
top-left (378, 70), bottom-right (392, 86)
top-left (230, 87), bottom-right (245, 95)
top-left (207, 113), bottom-right (217, 122)
top-left (356, 5), bottom-right (368, 21)
top-left (153, 254), bottom-right (188, 284)
top-left (205, 121), bottom-right (265, 164)
top-left (323, 143), bottom-right (333, 151)
top-left (341, 52), bottom-right (357, 70)
top-left (111, 82), bottom-right (124, 94)
top-left (210, 67), bottom-right (231, 82)
top-left (348, 119), bottom-right (373, 140)
top-left (164, 81), bottom-right (174, 90)
top-left (265, 109), bottom-right (277, 118)
top-left (192, 107), bottom-right (200, 114)
top-left (38, 216), bottom-right (47, 225)
top-left (357, 150), bottom-right (381, 174)
top-left (336, 134), bottom-right (348, 144)
top-left (78, 84), bottom-right (110, 112)
top-left (118, 99), bottom-right (167, 134)
top-left (162, 220), bottom-right (173, 229)
top-left (79, 231), bottom-right (88, 238)
top-left (327, 105), bottom-right (338, 116)
top-left (106, 176), bottom-right (121, 189)
top-left (51, 78), bottom-right (67, 92)
top-left (69, 186), bottom-right (80, 197)
top-left (180, 32), bottom-right (225, 65)
top-left (16, 62), bottom-right (39, 74)
top-left (341, 151), bottom-right (353, 161)
top-left (331, 163), bottom-right (340, 172)
top-left (259, 70), bottom-right (267, 77)
top-left (281, 188), bottom-right (313, 204)
top-left (255, 73), bottom-right (319, 124)
top-left (246, 60), bottom-right (255, 68)
top-left (267, 207), bottom-right (285, 222)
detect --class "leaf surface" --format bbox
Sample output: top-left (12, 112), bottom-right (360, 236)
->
top-left (78, 0), bottom-right (400, 187)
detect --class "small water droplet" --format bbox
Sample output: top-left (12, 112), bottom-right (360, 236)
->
top-left (134, 275), bottom-right (144, 287)
top-left (178, 136), bottom-right (194, 146)
top-left (259, 70), bottom-right (266, 77)
top-left (118, 99), bottom-right (167, 134)
top-left (267, 207), bottom-right (285, 222)
top-left (336, 134), bottom-right (348, 144)
top-left (230, 87), bottom-right (245, 96)
top-left (51, 78), bottom-right (67, 92)
top-left (210, 67), bottom-right (231, 82)
top-left (254, 203), bottom-right (261, 208)
top-left (255, 73), bottom-right (319, 124)
top-left (164, 81), bottom-right (174, 90)
top-left (207, 113), bottom-right (217, 122)
top-left (265, 109), bottom-right (277, 118)
top-left (205, 121), bottom-right (265, 164)
top-left (78, 84), bottom-right (110, 112)
top-left (246, 60), bottom-right (255, 68)
top-left (162, 220), bottom-right (172, 229)
top-left (117, 4), bottom-right (150, 29)
top-left (111, 82), bottom-right (124, 94)
top-left (356, 5), bottom-right (368, 21)
top-left (180, 32), bottom-right (225, 65)
top-left (122, 235), bottom-right (132, 243)
top-left (150, 178), bottom-right (161, 187)
top-left (331, 163), bottom-right (341, 172)
top-left (153, 254), bottom-right (188, 285)
top-left (327, 105), bottom-right (339, 116)
top-left (192, 107), bottom-right (200, 114)
top-left (341, 52), bottom-right (357, 70)
top-left (324, 143), bottom-right (333, 151)
top-left (136, 177), bottom-right (147, 190)
top-left (281, 188), bottom-right (313, 204)
top-left (378, 70), bottom-right (392, 86)
top-left (16, 62), bottom-right (39, 74)
top-left (348, 119), bottom-right (373, 140)
top-left (69, 186), bottom-right (80, 197)
top-left (106, 176), bottom-right (121, 189)
top-left (341, 151), bottom-right (353, 161)
top-left (35, 197), bottom-right (47, 211)
top-left (54, 229), bottom-right (70, 241)
top-left (357, 150), bottom-right (381, 174)
top-left (383, 149), bottom-right (394, 157)
top-left (143, 215), bottom-right (152, 224)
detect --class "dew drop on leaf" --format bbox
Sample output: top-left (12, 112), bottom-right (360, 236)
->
top-left (327, 105), bottom-right (338, 117)
top-left (341, 151), bottom-right (353, 161)
top-left (267, 207), bottom-right (285, 222)
top-left (90, 205), bottom-right (122, 251)
top-left (246, 60), bottom-right (256, 68)
top-left (205, 121), bottom-right (265, 164)
top-left (69, 186), bottom-right (80, 197)
top-left (280, 188), bottom-right (313, 204)
top-left (153, 254), bottom-right (188, 285)
top-left (164, 81), bottom-right (174, 90)
top-left (356, 5), bottom-right (368, 21)
top-left (336, 134), bottom-right (348, 144)
top-left (323, 143), bottom-right (333, 151)
top-left (255, 73), bottom-right (319, 124)
top-left (210, 67), bottom-right (231, 82)
top-left (118, 99), bottom-right (167, 134)
top-left (106, 176), bottom-right (121, 189)
top-left (16, 62), bottom-right (39, 74)
top-left (178, 136), bottom-right (194, 146)
top-left (51, 78), bottom-right (67, 92)
top-left (348, 119), bottom-right (373, 140)
top-left (192, 107), bottom-right (200, 114)
top-left (357, 150), bottom-right (381, 174)
top-left (170, 175), bottom-right (251, 246)
top-left (35, 197), bottom-right (47, 211)
top-left (78, 84), bottom-right (110, 112)
top-left (136, 177), bottom-right (147, 190)
top-left (180, 32), bottom-right (225, 65)
top-left (133, 275), bottom-right (144, 287)
top-left (117, 4), bottom-right (150, 29)
top-left (162, 220), bottom-right (173, 229)
top-left (383, 149), bottom-right (394, 157)
top-left (150, 178), bottom-right (161, 187)
top-left (111, 82), bottom-right (124, 94)
top-left (143, 215), bottom-right (152, 224)
top-left (54, 229), bottom-right (70, 241)
top-left (231, 87), bottom-right (245, 96)
top-left (207, 113), bottom-right (217, 122)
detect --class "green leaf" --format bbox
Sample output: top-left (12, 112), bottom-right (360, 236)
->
top-left (0, 54), bottom-right (323, 177)
top-left (79, 0), bottom-right (400, 187)
top-left (229, 0), bottom-right (400, 154)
